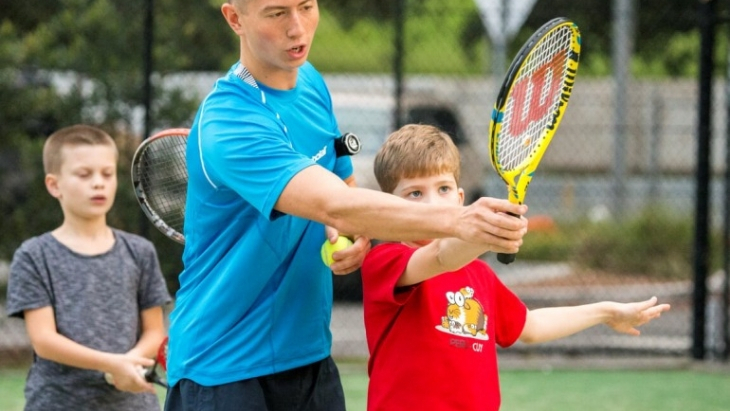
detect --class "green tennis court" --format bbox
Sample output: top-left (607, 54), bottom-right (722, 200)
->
top-left (2, 360), bottom-right (729, 411)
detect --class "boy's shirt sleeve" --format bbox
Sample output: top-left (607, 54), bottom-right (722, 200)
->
top-left (6, 241), bottom-right (51, 319)
top-left (490, 267), bottom-right (528, 347)
top-left (136, 241), bottom-right (172, 310)
top-left (361, 242), bottom-right (419, 306)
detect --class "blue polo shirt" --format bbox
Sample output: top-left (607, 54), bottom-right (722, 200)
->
top-left (167, 62), bottom-right (353, 386)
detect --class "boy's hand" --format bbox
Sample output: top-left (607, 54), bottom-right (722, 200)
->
top-left (105, 354), bottom-right (156, 393)
top-left (457, 197), bottom-right (528, 253)
top-left (605, 296), bottom-right (671, 336)
top-left (324, 226), bottom-right (371, 275)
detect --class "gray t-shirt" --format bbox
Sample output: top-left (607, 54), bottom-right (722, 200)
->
top-left (6, 229), bottom-right (172, 411)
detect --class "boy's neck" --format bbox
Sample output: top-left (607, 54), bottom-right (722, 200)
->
top-left (52, 220), bottom-right (115, 256)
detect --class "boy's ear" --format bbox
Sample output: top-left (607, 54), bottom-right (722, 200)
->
top-left (45, 174), bottom-right (61, 199)
top-left (458, 188), bottom-right (465, 206)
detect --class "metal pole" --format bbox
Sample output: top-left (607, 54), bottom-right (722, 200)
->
top-left (491, 0), bottom-right (508, 80)
top-left (693, 0), bottom-right (716, 361)
top-left (140, 0), bottom-right (154, 237)
top-left (720, 8), bottom-right (730, 361)
top-left (393, 0), bottom-right (405, 129)
top-left (611, 0), bottom-right (634, 218)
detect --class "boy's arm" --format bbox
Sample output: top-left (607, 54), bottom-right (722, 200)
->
top-left (126, 306), bottom-right (166, 360)
top-left (24, 306), bottom-right (156, 393)
top-left (397, 238), bottom-right (492, 287)
top-left (518, 296), bottom-right (671, 344)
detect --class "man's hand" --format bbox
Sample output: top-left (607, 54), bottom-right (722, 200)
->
top-left (324, 226), bottom-right (371, 275)
top-left (455, 197), bottom-right (528, 254)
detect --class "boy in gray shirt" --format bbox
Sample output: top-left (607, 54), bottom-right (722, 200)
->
top-left (6, 124), bottom-right (171, 411)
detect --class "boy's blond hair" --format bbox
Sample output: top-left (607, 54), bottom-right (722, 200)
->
top-left (373, 124), bottom-right (461, 194)
top-left (43, 125), bottom-right (118, 175)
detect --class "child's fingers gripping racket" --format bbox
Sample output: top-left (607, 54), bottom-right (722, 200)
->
top-left (489, 17), bottom-right (581, 264)
top-left (131, 128), bottom-right (189, 244)
top-left (105, 337), bottom-right (169, 389)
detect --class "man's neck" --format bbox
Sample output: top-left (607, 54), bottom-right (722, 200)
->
top-left (240, 58), bottom-right (299, 90)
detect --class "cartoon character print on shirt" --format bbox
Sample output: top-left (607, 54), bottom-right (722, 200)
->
top-left (436, 286), bottom-right (489, 340)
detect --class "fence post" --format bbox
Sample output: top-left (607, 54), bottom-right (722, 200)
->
top-left (693, 0), bottom-right (717, 361)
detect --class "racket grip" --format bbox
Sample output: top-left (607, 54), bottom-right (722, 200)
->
top-left (496, 212), bottom-right (519, 265)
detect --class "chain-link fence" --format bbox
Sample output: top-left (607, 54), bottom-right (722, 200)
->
top-left (1, 0), bottom-right (728, 366)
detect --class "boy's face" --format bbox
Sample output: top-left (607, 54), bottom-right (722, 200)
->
top-left (45, 144), bottom-right (118, 221)
top-left (392, 172), bottom-right (464, 246)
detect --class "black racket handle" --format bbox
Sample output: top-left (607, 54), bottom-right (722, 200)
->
top-left (497, 212), bottom-right (519, 265)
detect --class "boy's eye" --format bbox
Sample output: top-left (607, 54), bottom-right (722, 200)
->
top-left (408, 190), bottom-right (422, 199)
top-left (439, 186), bottom-right (451, 194)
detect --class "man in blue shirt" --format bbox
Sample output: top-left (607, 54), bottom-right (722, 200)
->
top-left (164, 1), bottom-right (529, 410)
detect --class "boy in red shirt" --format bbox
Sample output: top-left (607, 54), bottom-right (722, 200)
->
top-left (361, 124), bottom-right (671, 411)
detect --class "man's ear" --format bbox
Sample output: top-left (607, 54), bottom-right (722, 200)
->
top-left (45, 174), bottom-right (61, 199)
top-left (221, 2), bottom-right (244, 35)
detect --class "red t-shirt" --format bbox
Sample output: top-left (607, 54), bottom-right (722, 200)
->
top-left (362, 242), bottom-right (528, 411)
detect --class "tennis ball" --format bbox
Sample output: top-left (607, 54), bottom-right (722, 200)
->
top-left (321, 236), bottom-right (353, 267)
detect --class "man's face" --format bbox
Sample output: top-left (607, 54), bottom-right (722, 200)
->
top-left (225, 0), bottom-right (320, 87)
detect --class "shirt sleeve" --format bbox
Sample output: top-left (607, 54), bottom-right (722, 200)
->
top-left (136, 241), bottom-right (172, 310)
top-left (5, 241), bottom-right (52, 319)
top-left (492, 272), bottom-right (528, 348)
top-left (198, 94), bottom-right (315, 222)
top-left (333, 154), bottom-right (353, 181)
top-left (362, 243), bottom-right (419, 307)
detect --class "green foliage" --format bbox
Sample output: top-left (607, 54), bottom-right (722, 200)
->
top-left (0, 138), bottom-right (63, 259)
top-left (311, 12), bottom-right (394, 73)
top-left (518, 210), bottom-right (721, 280)
top-left (518, 230), bottom-right (575, 262)
top-left (574, 210), bottom-right (694, 279)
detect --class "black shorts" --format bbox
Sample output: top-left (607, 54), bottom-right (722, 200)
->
top-left (164, 356), bottom-right (346, 411)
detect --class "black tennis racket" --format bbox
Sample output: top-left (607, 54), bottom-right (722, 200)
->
top-left (131, 128), bottom-right (189, 244)
top-left (488, 17), bottom-right (581, 264)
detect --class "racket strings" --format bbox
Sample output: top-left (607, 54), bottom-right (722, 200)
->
top-left (498, 25), bottom-right (575, 172)
top-left (139, 135), bottom-right (188, 235)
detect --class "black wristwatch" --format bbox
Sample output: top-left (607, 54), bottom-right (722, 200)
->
top-left (334, 132), bottom-right (361, 157)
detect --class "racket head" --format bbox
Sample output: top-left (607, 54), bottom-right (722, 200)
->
top-left (131, 128), bottom-right (189, 244)
top-left (489, 17), bottom-right (581, 205)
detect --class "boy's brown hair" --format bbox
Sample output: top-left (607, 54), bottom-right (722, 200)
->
top-left (43, 125), bottom-right (118, 175)
top-left (373, 124), bottom-right (461, 194)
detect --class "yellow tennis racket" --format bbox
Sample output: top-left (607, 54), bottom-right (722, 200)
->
top-left (489, 17), bottom-right (581, 264)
